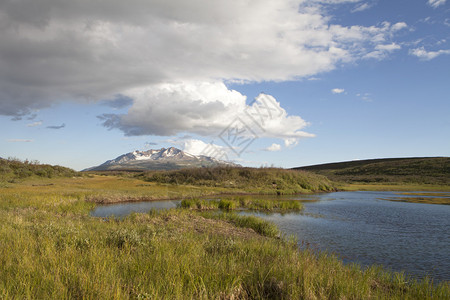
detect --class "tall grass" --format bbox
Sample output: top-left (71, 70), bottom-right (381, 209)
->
top-left (0, 176), bottom-right (448, 299)
top-left (180, 196), bottom-right (303, 212)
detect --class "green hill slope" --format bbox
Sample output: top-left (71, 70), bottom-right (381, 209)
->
top-left (0, 158), bottom-right (78, 182)
top-left (293, 157), bottom-right (450, 185)
top-left (140, 166), bottom-right (337, 194)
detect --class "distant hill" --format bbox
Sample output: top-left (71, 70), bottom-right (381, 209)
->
top-left (293, 157), bottom-right (450, 185)
top-left (0, 158), bottom-right (78, 182)
top-left (84, 147), bottom-right (239, 171)
top-left (140, 166), bottom-right (336, 194)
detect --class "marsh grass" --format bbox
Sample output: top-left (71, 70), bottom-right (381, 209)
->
top-left (0, 176), bottom-right (448, 299)
top-left (180, 196), bottom-right (303, 212)
top-left (379, 197), bottom-right (450, 205)
top-left (397, 192), bottom-right (450, 197)
top-left (342, 183), bottom-right (450, 192)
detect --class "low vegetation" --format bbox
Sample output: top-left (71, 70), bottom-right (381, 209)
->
top-left (0, 170), bottom-right (450, 299)
top-left (1, 180), bottom-right (448, 299)
top-left (140, 166), bottom-right (336, 195)
top-left (180, 196), bottom-right (303, 212)
top-left (0, 158), bottom-right (78, 183)
top-left (0, 160), bottom-right (449, 298)
top-left (295, 157), bottom-right (450, 191)
top-left (379, 192), bottom-right (450, 205)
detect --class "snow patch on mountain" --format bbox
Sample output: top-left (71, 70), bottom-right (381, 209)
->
top-left (83, 147), bottom-right (238, 171)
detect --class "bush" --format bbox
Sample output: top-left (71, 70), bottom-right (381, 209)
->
top-left (0, 158), bottom-right (78, 181)
top-left (105, 228), bottom-right (143, 249)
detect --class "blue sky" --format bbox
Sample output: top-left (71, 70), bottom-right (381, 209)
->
top-left (0, 0), bottom-right (449, 170)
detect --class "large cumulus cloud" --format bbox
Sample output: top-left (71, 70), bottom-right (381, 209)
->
top-left (0, 0), bottom-right (407, 144)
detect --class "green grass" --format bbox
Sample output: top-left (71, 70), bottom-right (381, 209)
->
top-left (341, 183), bottom-right (450, 192)
top-left (0, 157), bottom-right (78, 182)
top-left (397, 192), bottom-right (450, 197)
top-left (295, 157), bottom-right (450, 186)
top-left (180, 196), bottom-right (303, 212)
top-left (140, 166), bottom-right (337, 195)
top-left (0, 172), bottom-right (449, 298)
top-left (379, 197), bottom-right (450, 205)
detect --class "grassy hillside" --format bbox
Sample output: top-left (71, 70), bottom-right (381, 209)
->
top-left (0, 158), bottom-right (78, 183)
top-left (139, 166), bottom-right (337, 194)
top-left (294, 157), bottom-right (450, 185)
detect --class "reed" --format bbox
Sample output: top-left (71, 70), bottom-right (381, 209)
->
top-left (180, 196), bottom-right (303, 212)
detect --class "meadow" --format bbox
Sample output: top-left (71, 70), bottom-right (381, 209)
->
top-left (0, 159), bottom-right (449, 298)
top-left (296, 157), bottom-right (450, 187)
top-left (180, 196), bottom-right (303, 212)
top-left (0, 176), bottom-right (448, 298)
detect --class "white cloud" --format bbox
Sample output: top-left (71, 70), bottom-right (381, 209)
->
top-left (181, 139), bottom-right (224, 156)
top-left (264, 143), bottom-right (282, 152)
top-left (169, 138), bottom-right (231, 160)
top-left (0, 0), bottom-right (409, 118)
top-left (284, 138), bottom-right (299, 147)
top-left (332, 88), bottom-right (345, 94)
top-left (356, 92), bottom-right (372, 102)
top-left (376, 43), bottom-right (401, 51)
top-left (351, 3), bottom-right (372, 13)
top-left (365, 43), bottom-right (401, 59)
top-left (26, 121), bottom-right (42, 127)
top-left (7, 139), bottom-right (34, 143)
top-left (100, 83), bottom-right (315, 147)
top-left (391, 22), bottom-right (408, 31)
top-left (427, 0), bottom-right (446, 8)
top-left (409, 47), bottom-right (450, 60)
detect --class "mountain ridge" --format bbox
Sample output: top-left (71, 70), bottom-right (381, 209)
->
top-left (83, 147), bottom-right (238, 171)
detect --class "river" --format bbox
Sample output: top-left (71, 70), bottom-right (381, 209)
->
top-left (91, 191), bottom-right (450, 281)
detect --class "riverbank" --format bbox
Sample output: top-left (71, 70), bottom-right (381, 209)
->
top-left (341, 183), bottom-right (450, 205)
top-left (0, 177), bottom-right (448, 298)
top-left (342, 183), bottom-right (450, 192)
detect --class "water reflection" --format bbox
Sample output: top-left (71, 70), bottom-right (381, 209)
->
top-left (91, 200), bottom-right (181, 217)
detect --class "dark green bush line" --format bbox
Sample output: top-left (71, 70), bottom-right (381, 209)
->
top-left (180, 196), bottom-right (303, 212)
top-left (140, 166), bottom-right (336, 194)
top-left (0, 158), bottom-right (78, 181)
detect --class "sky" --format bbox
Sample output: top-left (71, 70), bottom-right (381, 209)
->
top-left (0, 0), bottom-right (449, 171)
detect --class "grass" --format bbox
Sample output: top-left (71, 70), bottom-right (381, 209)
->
top-left (180, 196), bottom-right (303, 212)
top-left (0, 169), bottom-right (449, 298)
top-left (341, 183), bottom-right (450, 192)
top-left (295, 157), bottom-right (450, 186)
top-left (397, 192), bottom-right (450, 197)
top-left (0, 175), bottom-right (237, 204)
top-left (0, 157), bottom-right (78, 182)
top-left (379, 197), bottom-right (450, 205)
top-left (140, 166), bottom-right (337, 195)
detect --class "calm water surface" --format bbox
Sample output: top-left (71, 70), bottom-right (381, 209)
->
top-left (91, 191), bottom-right (450, 281)
top-left (91, 200), bottom-right (181, 217)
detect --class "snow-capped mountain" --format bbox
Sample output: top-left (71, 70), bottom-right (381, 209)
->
top-left (84, 147), bottom-right (238, 171)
